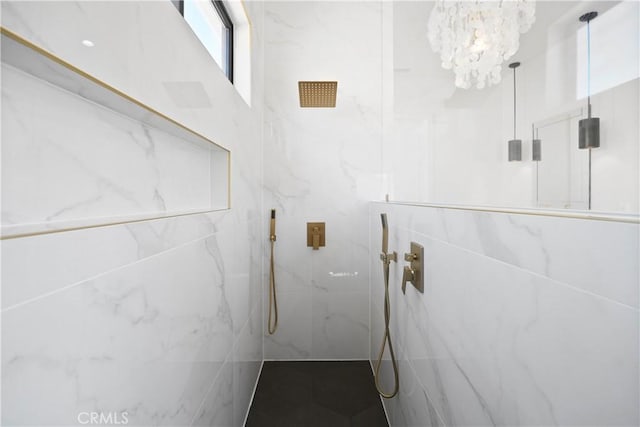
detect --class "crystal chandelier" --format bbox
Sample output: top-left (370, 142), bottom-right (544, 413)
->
top-left (427, 0), bottom-right (536, 90)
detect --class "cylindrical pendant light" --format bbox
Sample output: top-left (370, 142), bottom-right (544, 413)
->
top-left (532, 138), bottom-right (541, 161)
top-left (578, 11), bottom-right (600, 150)
top-left (508, 62), bottom-right (522, 162)
top-left (578, 11), bottom-right (599, 211)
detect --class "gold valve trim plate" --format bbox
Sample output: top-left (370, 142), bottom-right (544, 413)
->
top-left (306, 222), bottom-right (325, 250)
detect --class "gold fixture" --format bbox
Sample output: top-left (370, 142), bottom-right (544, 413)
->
top-left (306, 222), bottom-right (325, 250)
top-left (402, 242), bottom-right (424, 294)
top-left (375, 213), bottom-right (399, 399)
top-left (268, 209), bottom-right (278, 334)
top-left (298, 81), bottom-right (337, 108)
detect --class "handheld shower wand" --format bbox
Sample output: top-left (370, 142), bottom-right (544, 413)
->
top-left (270, 209), bottom-right (276, 241)
top-left (268, 209), bottom-right (278, 334)
top-left (381, 213), bottom-right (389, 254)
top-left (374, 213), bottom-right (399, 398)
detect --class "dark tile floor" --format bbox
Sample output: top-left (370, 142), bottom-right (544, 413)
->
top-left (245, 360), bottom-right (389, 427)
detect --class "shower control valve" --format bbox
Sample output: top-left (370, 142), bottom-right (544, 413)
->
top-left (401, 266), bottom-right (414, 294)
top-left (401, 242), bottom-right (424, 295)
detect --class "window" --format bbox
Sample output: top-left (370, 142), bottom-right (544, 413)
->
top-left (175, 0), bottom-right (234, 82)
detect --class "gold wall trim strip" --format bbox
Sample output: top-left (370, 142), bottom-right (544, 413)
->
top-left (228, 152), bottom-right (232, 209)
top-left (379, 201), bottom-right (640, 224)
top-left (1, 209), bottom-right (228, 241)
top-left (0, 27), bottom-right (229, 155)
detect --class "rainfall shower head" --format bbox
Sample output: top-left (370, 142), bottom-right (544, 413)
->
top-left (298, 81), bottom-right (337, 108)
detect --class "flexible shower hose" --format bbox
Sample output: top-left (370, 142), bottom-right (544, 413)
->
top-left (374, 252), bottom-right (400, 398)
top-left (268, 234), bottom-right (278, 335)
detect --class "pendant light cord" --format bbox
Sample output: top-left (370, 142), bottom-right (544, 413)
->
top-left (509, 62), bottom-right (520, 140)
top-left (579, 11), bottom-right (598, 210)
top-left (588, 19), bottom-right (591, 210)
top-left (587, 19), bottom-right (592, 118)
top-left (513, 66), bottom-right (517, 139)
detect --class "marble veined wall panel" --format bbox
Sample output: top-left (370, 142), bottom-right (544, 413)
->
top-left (263, 0), bottom-right (383, 360)
top-left (1, 0), bottom-right (266, 426)
top-left (370, 202), bottom-right (639, 427)
top-left (2, 64), bottom-right (217, 231)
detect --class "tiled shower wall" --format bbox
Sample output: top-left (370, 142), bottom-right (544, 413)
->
top-left (370, 202), bottom-right (639, 426)
top-left (263, 1), bottom-right (383, 360)
top-left (1, 1), bottom-right (264, 426)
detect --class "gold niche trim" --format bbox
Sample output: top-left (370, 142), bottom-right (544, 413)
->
top-left (0, 27), bottom-right (232, 240)
top-left (298, 81), bottom-right (337, 108)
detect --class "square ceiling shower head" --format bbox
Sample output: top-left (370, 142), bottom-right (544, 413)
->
top-left (298, 81), bottom-right (338, 108)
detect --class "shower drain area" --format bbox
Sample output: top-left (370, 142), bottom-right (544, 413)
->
top-left (245, 361), bottom-right (389, 427)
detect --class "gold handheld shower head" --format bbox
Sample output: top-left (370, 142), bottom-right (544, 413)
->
top-left (270, 209), bottom-right (276, 241)
top-left (381, 213), bottom-right (388, 254)
top-left (375, 212), bottom-right (399, 398)
top-left (268, 209), bottom-right (278, 334)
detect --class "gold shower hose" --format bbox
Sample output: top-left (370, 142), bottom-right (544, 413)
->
top-left (268, 210), bottom-right (278, 335)
top-left (374, 215), bottom-right (400, 398)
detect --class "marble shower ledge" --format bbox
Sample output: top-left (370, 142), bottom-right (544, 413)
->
top-left (377, 201), bottom-right (640, 224)
top-left (0, 29), bottom-right (230, 239)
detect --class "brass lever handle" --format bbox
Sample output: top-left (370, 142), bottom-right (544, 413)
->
top-left (402, 266), bottom-right (414, 294)
top-left (312, 227), bottom-right (320, 250)
top-left (401, 242), bottom-right (424, 294)
top-left (307, 222), bottom-right (325, 250)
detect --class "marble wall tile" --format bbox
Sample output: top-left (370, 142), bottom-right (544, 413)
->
top-left (232, 303), bottom-right (263, 427)
top-left (263, 1), bottom-right (382, 360)
top-left (2, 65), bottom-right (215, 229)
top-left (191, 362), bottom-right (234, 427)
top-left (264, 291), bottom-right (313, 360)
top-left (3, 210), bottom-right (264, 427)
top-left (370, 202), bottom-right (639, 427)
top-left (2, 234), bottom-right (234, 426)
top-left (395, 357), bottom-right (444, 427)
top-left (311, 291), bottom-right (369, 359)
top-left (2, 2), bottom-right (266, 427)
top-left (222, 221), bottom-right (252, 336)
top-left (376, 202), bottom-right (639, 308)
top-left (2, 210), bottom-right (228, 310)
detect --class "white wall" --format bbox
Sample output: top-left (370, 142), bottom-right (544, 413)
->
top-left (370, 202), bottom-right (639, 426)
top-left (263, 1), bottom-right (383, 360)
top-left (1, 1), bottom-right (264, 425)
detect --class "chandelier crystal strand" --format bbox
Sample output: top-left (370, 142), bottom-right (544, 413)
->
top-left (428, 0), bottom-right (536, 90)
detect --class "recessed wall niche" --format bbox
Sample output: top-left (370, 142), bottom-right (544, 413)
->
top-left (1, 29), bottom-right (230, 239)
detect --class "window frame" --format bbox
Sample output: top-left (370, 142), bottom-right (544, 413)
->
top-left (176, 0), bottom-right (234, 83)
top-left (211, 0), bottom-right (233, 83)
